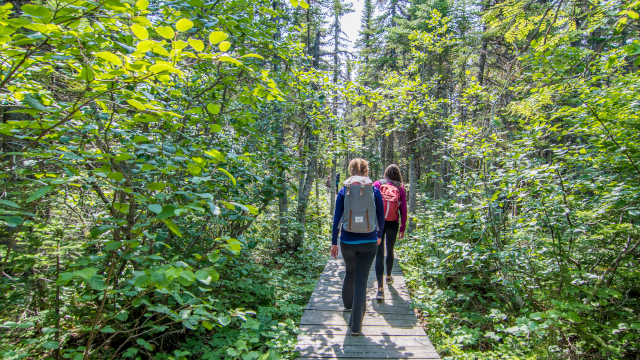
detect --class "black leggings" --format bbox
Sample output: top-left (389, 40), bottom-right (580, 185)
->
top-left (375, 221), bottom-right (399, 287)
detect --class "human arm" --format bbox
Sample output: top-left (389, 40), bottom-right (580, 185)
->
top-left (374, 188), bottom-right (385, 239)
top-left (399, 186), bottom-right (408, 235)
top-left (331, 188), bottom-right (345, 246)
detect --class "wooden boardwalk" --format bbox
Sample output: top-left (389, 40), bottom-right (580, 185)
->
top-left (295, 250), bottom-right (441, 359)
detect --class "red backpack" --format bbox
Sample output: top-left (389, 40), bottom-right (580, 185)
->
top-left (379, 180), bottom-right (400, 221)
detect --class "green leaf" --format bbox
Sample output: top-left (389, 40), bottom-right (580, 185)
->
top-left (107, 172), bottom-right (124, 181)
top-left (218, 315), bottom-right (231, 326)
top-left (41, 341), bottom-right (60, 349)
top-left (299, 0), bottom-right (309, 9)
top-left (147, 182), bottom-right (168, 191)
top-left (240, 54), bottom-right (264, 60)
top-left (207, 103), bottom-right (220, 115)
top-left (130, 24), bottom-right (148, 40)
top-left (0, 200), bottom-right (20, 208)
top-left (149, 63), bottom-right (177, 74)
top-left (188, 38), bottom-right (204, 52)
top-left (564, 311), bottom-right (582, 323)
top-left (23, 94), bottom-right (49, 111)
top-left (204, 149), bottom-right (221, 159)
top-left (207, 252), bottom-right (220, 263)
top-left (156, 26), bottom-right (175, 39)
top-left (289, 0), bottom-right (299, 6)
top-left (21, 4), bottom-right (52, 19)
top-left (73, 267), bottom-right (98, 280)
top-left (179, 269), bottom-right (196, 283)
top-left (80, 64), bottom-right (95, 82)
top-left (135, 0), bottom-right (149, 10)
top-left (188, 165), bottom-right (202, 175)
top-left (0, 216), bottom-right (23, 227)
top-left (95, 51), bottom-right (123, 66)
top-left (219, 41), bottom-right (231, 52)
top-left (90, 225), bottom-right (112, 238)
top-left (218, 56), bottom-right (242, 66)
top-left (26, 185), bottom-right (54, 202)
top-left (88, 275), bottom-right (107, 290)
top-left (157, 205), bottom-right (177, 219)
top-left (127, 99), bottom-right (146, 110)
top-left (202, 321), bottom-right (213, 330)
top-left (176, 18), bottom-right (194, 32)
top-left (104, 241), bottom-right (123, 251)
top-left (133, 274), bottom-right (152, 287)
top-left (209, 31), bottom-right (228, 44)
top-left (217, 168), bottom-right (236, 186)
top-left (164, 219), bottom-right (182, 237)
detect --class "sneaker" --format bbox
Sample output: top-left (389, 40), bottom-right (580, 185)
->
top-left (386, 275), bottom-right (394, 284)
top-left (344, 307), bottom-right (352, 312)
top-left (350, 331), bottom-right (360, 336)
top-left (375, 290), bottom-right (384, 300)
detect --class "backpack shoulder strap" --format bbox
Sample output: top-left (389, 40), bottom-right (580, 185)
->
top-left (379, 179), bottom-right (387, 185)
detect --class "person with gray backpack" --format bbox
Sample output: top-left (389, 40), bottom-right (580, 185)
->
top-left (330, 158), bottom-right (385, 335)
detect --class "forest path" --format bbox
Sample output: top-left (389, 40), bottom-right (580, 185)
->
top-left (294, 247), bottom-right (441, 359)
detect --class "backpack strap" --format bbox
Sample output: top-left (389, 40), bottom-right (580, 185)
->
top-left (379, 179), bottom-right (387, 185)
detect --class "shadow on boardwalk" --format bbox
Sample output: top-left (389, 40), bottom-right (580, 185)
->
top-left (294, 249), bottom-right (441, 359)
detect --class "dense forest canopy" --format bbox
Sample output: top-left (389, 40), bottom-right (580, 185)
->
top-left (0, 0), bottom-right (639, 358)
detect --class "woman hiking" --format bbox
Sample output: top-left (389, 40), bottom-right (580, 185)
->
top-left (330, 158), bottom-right (385, 335)
top-left (373, 164), bottom-right (407, 300)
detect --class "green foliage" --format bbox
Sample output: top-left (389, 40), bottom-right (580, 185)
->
top-left (0, 0), bottom-right (334, 357)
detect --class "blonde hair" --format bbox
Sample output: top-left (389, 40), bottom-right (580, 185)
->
top-left (348, 158), bottom-right (369, 176)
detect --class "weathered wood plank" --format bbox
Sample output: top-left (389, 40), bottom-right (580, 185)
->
top-left (301, 310), bottom-right (419, 326)
top-left (295, 345), bottom-right (440, 358)
top-left (296, 335), bottom-right (434, 347)
top-left (299, 325), bottom-right (426, 336)
top-left (307, 289), bottom-right (411, 303)
top-left (305, 302), bottom-right (414, 315)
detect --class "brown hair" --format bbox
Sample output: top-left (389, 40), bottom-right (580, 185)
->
top-left (384, 164), bottom-right (403, 185)
top-left (348, 158), bottom-right (369, 176)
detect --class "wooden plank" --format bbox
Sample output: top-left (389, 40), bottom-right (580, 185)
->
top-left (296, 335), bottom-right (435, 347)
top-left (301, 310), bottom-right (418, 326)
top-left (307, 289), bottom-right (411, 303)
top-left (301, 314), bottom-right (419, 327)
top-left (305, 303), bottom-right (414, 315)
top-left (299, 325), bottom-right (426, 336)
top-left (295, 345), bottom-right (440, 359)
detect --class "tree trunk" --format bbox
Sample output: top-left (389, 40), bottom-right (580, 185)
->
top-left (407, 120), bottom-right (417, 233)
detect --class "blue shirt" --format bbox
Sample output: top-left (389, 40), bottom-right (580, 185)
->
top-left (331, 186), bottom-right (385, 245)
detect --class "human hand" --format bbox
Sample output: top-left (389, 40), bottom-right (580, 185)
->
top-left (331, 245), bottom-right (339, 259)
top-left (399, 232), bottom-right (405, 239)
top-left (377, 238), bottom-right (382, 245)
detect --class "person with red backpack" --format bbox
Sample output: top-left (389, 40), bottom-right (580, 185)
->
top-left (373, 164), bottom-right (407, 300)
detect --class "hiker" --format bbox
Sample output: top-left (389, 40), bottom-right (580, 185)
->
top-left (373, 164), bottom-right (407, 300)
top-left (330, 158), bottom-right (385, 336)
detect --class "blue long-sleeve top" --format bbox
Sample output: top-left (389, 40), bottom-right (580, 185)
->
top-left (331, 186), bottom-right (385, 245)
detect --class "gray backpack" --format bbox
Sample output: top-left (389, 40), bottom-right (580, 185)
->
top-left (340, 183), bottom-right (378, 233)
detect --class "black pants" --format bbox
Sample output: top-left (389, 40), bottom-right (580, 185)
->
top-left (375, 220), bottom-right (399, 287)
top-left (340, 241), bottom-right (377, 333)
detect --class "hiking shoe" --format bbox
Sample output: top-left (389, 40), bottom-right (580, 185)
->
top-left (386, 275), bottom-right (394, 284)
top-left (376, 290), bottom-right (384, 300)
top-left (350, 331), bottom-right (360, 336)
top-left (344, 307), bottom-right (352, 312)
